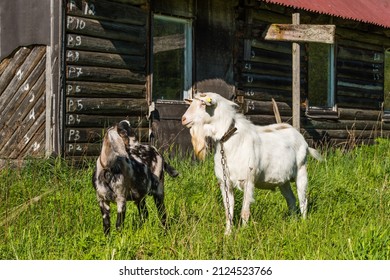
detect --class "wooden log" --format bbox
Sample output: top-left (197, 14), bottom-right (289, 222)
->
top-left (66, 65), bottom-right (146, 83)
top-left (244, 99), bottom-right (293, 116)
top-left (64, 130), bottom-right (150, 157)
top-left (65, 127), bottom-right (150, 143)
top-left (236, 88), bottom-right (292, 102)
top-left (239, 73), bottom-right (307, 92)
top-left (337, 46), bottom-right (384, 64)
top-left (336, 27), bottom-right (390, 47)
top-left (64, 143), bottom-right (102, 157)
top-left (246, 114), bottom-right (292, 126)
top-left (65, 97), bottom-right (148, 115)
top-left (0, 47), bottom-right (32, 93)
top-left (337, 89), bottom-right (382, 100)
top-left (251, 8), bottom-right (291, 24)
top-left (65, 127), bottom-right (105, 143)
top-left (336, 96), bottom-right (381, 110)
top-left (338, 39), bottom-right (384, 53)
top-left (337, 69), bottom-right (383, 83)
top-left (337, 60), bottom-right (383, 73)
top-left (66, 16), bottom-right (146, 43)
top-left (66, 34), bottom-right (145, 56)
top-left (302, 118), bottom-right (390, 131)
top-left (338, 108), bottom-right (382, 121)
top-left (65, 113), bottom-right (148, 128)
top-left (0, 56), bottom-right (10, 75)
top-left (302, 128), bottom-right (383, 140)
top-left (249, 47), bottom-right (293, 66)
top-left (66, 81), bottom-right (145, 98)
top-left (337, 78), bottom-right (383, 92)
top-left (66, 50), bottom-right (145, 71)
top-left (109, 0), bottom-right (148, 6)
top-left (251, 39), bottom-right (292, 55)
top-left (237, 60), bottom-right (307, 77)
top-left (67, 0), bottom-right (147, 26)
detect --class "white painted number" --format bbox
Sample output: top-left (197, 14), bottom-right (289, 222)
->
top-left (68, 66), bottom-right (83, 77)
top-left (68, 99), bottom-right (84, 111)
top-left (67, 84), bottom-right (81, 94)
top-left (84, 3), bottom-right (96, 15)
top-left (68, 129), bottom-right (81, 141)
top-left (67, 51), bottom-right (80, 62)
top-left (67, 16), bottom-right (86, 30)
top-left (68, 144), bottom-right (83, 152)
top-left (68, 114), bottom-right (81, 125)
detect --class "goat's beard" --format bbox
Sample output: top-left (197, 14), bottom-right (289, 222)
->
top-left (190, 124), bottom-right (207, 160)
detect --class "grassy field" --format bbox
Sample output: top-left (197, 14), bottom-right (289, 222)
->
top-left (0, 139), bottom-right (389, 260)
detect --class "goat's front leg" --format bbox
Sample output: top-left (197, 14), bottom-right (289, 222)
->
top-left (241, 181), bottom-right (254, 227)
top-left (99, 200), bottom-right (111, 235)
top-left (219, 181), bottom-right (234, 235)
top-left (115, 197), bottom-right (127, 231)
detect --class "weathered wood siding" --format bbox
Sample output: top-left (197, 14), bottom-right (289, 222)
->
top-left (64, 0), bottom-right (149, 159)
top-left (0, 46), bottom-right (47, 160)
top-left (235, 2), bottom-right (390, 147)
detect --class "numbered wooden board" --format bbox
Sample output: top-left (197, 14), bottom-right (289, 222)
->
top-left (64, 0), bottom-right (149, 158)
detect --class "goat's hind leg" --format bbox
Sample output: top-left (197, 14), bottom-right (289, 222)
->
top-left (296, 165), bottom-right (308, 218)
top-left (279, 182), bottom-right (299, 216)
top-left (153, 193), bottom-right (167, 228)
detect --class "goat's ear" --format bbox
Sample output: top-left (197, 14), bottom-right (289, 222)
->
top-left (184, 98), bottom-right (193, 104)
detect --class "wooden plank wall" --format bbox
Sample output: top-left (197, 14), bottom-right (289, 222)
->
top-left (234, 3), bottom-right (390, 148)
top-left (0, 46), bottom-right (46, 162)
top-left (64, 0), bottom-right (149, 160)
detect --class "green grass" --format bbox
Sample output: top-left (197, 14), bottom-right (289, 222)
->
top-left (0, 139), bottom-right (389, 260)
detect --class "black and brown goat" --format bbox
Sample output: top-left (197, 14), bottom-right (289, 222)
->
top-left (92, 120), bottom-right (178, 235)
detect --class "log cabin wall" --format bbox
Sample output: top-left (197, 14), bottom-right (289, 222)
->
top-left (235, 1), bottom-right (390, 148)
top-left (64, 0), bottom-right (149, 160)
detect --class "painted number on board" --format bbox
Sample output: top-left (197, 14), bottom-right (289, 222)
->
top-left (68, 129), bottom-right (81, 141)
top-left (68, 99), bottom-right (84, 112)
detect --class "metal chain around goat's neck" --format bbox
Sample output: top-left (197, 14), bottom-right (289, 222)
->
top-left (220, 142), bottom-right (233, 228)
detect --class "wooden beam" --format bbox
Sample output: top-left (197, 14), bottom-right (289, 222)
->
top-left (292, 13), bottom-right (300, 130)
top-left (264, 24), bottom-right (335, 44)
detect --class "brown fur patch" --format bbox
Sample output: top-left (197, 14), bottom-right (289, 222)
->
top-left (263, 124), bottom-right (290, 133)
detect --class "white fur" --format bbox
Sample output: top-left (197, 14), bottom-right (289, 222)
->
top-left (182, 92), bottom-right (322, 235)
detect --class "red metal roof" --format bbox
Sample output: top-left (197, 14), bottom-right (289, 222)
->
top-left (262, 0), bottom-right (390, 28)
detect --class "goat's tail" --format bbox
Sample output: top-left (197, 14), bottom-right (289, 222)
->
top-left (164, 161), bottom-right (179, 177)
top-left (308, 147), bottom-right (323, 161)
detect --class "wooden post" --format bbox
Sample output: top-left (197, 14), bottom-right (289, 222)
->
top-left (264, 15), bottom-right (335, 130)
top-left (292, 13), bottom-right (300, 130)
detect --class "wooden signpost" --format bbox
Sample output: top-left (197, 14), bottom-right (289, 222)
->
top-left (264, 13), bottom-right (335, 129)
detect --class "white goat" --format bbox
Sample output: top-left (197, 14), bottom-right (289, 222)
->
top-left (182, 92), bottom-right (322, 235)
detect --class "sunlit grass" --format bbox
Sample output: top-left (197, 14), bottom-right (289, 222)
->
top-left (0, 139), bottom-right (389, 259)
